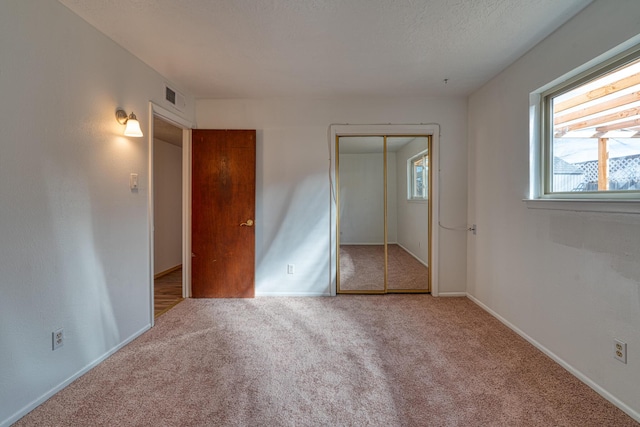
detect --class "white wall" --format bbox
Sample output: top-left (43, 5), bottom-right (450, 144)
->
top-left (338, 153), bottom-right (397, 244)
top-left (467, 0), bottom-right (640, 420)
top-left (339, 153), bottom-right (385, 244)
top-left (388, 152), bottom-right (398, 244)
top-left (396, 138), bottom-right (430, 264)
top-left (153, 139), bottom-right (183, 275)
top-left (196, 97), bottom-right (467, 296)
top-left (0, 2), bottom-right (195, 425)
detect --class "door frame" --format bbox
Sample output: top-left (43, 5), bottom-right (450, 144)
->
top-left (329, 124), bottom-right (440, 296)
top-left (148, 102), bottom-right (194, 326)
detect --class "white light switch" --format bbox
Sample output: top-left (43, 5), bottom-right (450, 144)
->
top-left (130, 173), bottom-right (139, 190)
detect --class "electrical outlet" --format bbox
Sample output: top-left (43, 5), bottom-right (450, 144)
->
top-left (52, 328), bottom-right (64, 351)
top-left (614, 339), bottom-right (627, 364)
top-left (287, 264), bottom-right (295, 274)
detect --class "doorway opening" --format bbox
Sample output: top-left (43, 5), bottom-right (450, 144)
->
top-left (336, 135), bottom-right (431, 294)
top-left (152, 115), bottom-right (185, 316)
top-left (148, 102), bottom-right (193, 324)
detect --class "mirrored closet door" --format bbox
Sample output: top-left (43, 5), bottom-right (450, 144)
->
top-left (337, 135), bottom-right (431, 294)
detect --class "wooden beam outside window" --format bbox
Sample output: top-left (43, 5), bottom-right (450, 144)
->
top-left (598, 138), bottom-right (609, 191)
top-left (555, 106), bottom-right (640, 132)
top-left (596, 117), bottom-right (640, 133)
top-left (555, 73), bottom-right (640, 113)
top-left (554, 91), bottom-right (640, 126)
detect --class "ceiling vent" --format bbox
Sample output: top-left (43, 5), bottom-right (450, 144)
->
top-left (164, 84), bottom-right (186, 112)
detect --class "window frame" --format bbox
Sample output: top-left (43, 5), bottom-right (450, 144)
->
top-left (530, 43), bottom-right (640, 210)
top-left (408, 150), bottom-right (429, 201)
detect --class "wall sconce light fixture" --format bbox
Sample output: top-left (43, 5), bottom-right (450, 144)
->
top-left (115, 109), bottom-right (144, 137)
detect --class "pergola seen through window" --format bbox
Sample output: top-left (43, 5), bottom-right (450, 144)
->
top-left (548, 51), bottom-right (640, 194)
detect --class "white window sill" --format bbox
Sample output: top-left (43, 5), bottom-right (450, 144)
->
top-left (524, 198), bottom-right (640, 214)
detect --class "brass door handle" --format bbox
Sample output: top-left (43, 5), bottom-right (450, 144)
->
top-left (240, 219), bottom-right (254, 227)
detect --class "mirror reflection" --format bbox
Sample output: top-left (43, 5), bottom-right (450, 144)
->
top-left (338, 137), bottom-right (385, 292)
top-left (337, 135), bottom-right (430, 293)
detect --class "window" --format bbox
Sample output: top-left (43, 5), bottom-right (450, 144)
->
top-left (541, 47), bottom-right (640, 198)
top-left (408, 151), bottom-right (428, 200)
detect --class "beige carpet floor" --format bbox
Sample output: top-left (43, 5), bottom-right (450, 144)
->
top-left (15, 296), bottom-right (638, 426)
top-left (340, 244), bottom-right (429, 292)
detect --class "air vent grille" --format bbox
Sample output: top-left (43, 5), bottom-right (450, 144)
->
top-left (165, 86), bottom-right (176, 104)
top-left (164, 84), bottom-right (185, 112)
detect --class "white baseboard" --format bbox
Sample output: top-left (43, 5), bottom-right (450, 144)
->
top-left (340, 242), bottom-right (386, 245)
top-left (256, 292), bottom-right (330, 297)
top-left (2, 324), bottom-right (151, 427)
top-left (395, 243), bottom-right (429, 268)
top-left (466, 293), bottom-right (640, 424)
top-left (438, 292), bottom-right (467, 297)
top-left (154, 264), bottom-right (182, 279)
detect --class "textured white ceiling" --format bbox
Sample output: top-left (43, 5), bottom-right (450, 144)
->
top-left (59, 0), bottom-right (591, 99)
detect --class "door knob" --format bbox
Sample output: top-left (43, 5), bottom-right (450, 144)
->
top-left (240, 219), bottom-right (254, 227)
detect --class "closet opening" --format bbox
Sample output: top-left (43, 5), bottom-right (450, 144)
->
top-left (336, 135), bottom-right (431, 294)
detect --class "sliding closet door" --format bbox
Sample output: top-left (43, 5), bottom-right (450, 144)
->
top-left (337, 136), bottom-right (385, 293)
top-left (337, 135), bottom-right (431, 294)
top-left (386, 137), bottom-right (430, 292)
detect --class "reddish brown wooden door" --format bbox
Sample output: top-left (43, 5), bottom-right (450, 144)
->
top-left (192, 130), bottom-right (256, 298)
